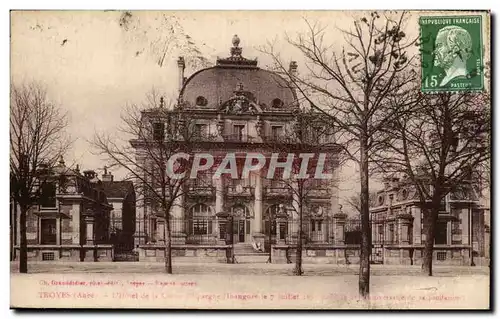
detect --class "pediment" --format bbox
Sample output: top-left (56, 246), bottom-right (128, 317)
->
top-left (219, 95), bottom-right (262, 114)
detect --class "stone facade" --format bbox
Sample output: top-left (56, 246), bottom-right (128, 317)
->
top-left (101, 170), bottom-right (136, 252)
top-left (12, 159), bottom-right (114, 262)
top-left (132, 36), bottom-right (342, 261)
top-left (369, 177), bottom-right (489, 266)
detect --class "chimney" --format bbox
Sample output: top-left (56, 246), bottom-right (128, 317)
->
top-left (102, 166), bottom-right (114, 182)
top-left (177, 56), bottom-right (185, 93)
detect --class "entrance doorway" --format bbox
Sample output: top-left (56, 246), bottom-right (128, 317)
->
top-left (230, 205), bottom-right (252, 243)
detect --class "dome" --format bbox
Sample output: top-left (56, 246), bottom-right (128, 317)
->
top-left (179, 35), bottom-right (297, 111)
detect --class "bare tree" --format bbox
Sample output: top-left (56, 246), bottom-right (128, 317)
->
top-left (262, 11), bottom-right (417, 297)
top-left (260, 110), bottom-right (340, 275)
top-left (344, 191), bottom-right (378, 215)
top-left (92, 91), bottom-right (210, 274)
top-left (118, 11), bottom-right (213, 70)
top-left (376, 91), bottom-right (490, 275)
top-left (10, 81), bottom-right (70, 273)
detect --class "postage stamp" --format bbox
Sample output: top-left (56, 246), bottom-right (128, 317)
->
top-left (419, 15), bottom-right (484, 93)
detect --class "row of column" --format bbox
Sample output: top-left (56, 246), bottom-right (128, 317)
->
top-left (148, 167), bottom-right (338, 244)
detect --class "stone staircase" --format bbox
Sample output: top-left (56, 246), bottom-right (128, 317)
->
top-left (233, 243), bottom-right (269, 263)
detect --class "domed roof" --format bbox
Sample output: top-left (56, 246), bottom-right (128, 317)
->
top-left (179, 35), bottom-right (297, 111)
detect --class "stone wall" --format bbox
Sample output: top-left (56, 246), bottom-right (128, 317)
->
top-left (13, 245), bottom-right (114, 262)
top-left (137, 244), bottom-right (230, 263)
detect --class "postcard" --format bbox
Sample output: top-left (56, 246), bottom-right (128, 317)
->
top-left (10, 10), bottom-right (491, 310)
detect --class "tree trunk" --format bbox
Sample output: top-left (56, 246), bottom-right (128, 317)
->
top-left (164, 216), bottom-right (173, 274)
top-left (422, 206), bottom-right (439, 276)
top-left (11, 200), bottom-right (17, 261)
top-left (294, 199), bottom-right (303, 276)
top-left (19, 205), bottom-right (28, 273)
top-left (358, 136), bottom-right (370, 298)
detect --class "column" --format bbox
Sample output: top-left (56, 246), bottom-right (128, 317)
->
top-left (157, 220), bottom-right (165, 244)
top-left (329, 163), bottom-right (340, 220)
top-left (333, 212), bottom-right (347, 263)
top-left (252, 171), bottom-right (266, 246)
top-left (291, 180), bottom-right (300, 242)
top-left (461, 207), bottom-right (469, 246)
top-left (215, 177), bottom-right (224, 215)
top-left (85, 217), bottom-right (95, 245)
top-left (253, 171), bottom-right (263, 234)
top-left (72, 204), bottom-right (81, 245)
top-left (56, 217), bottom-right (61, 245)
top-left (412, 207), bottom-right (421, 244)
top-left (397, 218), bottom-right (403, 245)
top-left (333, 213), bottom-right (347, 244)
top-left (215, 176), bottom-right (227, 245)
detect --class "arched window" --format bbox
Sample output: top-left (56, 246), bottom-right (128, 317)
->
top-left (189, 204), bottom-right (212, 235)
top-left (271, 98), bottom-right (283, 108)
top-left (196, 96), bottom-right (208, 106)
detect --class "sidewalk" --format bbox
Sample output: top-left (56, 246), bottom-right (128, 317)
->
top-left (10, 261), bottom-right (490, 276)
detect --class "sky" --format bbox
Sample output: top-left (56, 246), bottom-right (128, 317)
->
top-left (10, 10), bottom-right (490, 211)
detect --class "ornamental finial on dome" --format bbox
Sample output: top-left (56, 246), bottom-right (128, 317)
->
top-left (232, 34), bottom-right (240, 47)
top-left (230, 35), bottom-right (242, 57)
top-left (217, 34), bottom-right (257, 67)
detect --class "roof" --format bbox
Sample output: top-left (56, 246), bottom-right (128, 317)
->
top-left (179, 35), bottom-right (297, 111)
top-left (101, 181), bottom-right (134, 199)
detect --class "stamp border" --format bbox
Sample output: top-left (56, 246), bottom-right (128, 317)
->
top-left (419, 15), bottom-right (484, 94)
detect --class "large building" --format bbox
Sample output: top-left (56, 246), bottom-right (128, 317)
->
top-left (133, 35), bottom-right (343, 262)
top-left (369, 177), bottom-right (489, 266)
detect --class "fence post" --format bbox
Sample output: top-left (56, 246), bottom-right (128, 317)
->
top-left (333, 212), bottom-right (347, 264)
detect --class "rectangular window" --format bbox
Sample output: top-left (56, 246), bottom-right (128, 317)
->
top-left (42, 252), bottom-right (55, 261)
top-left (152, 122), bottom-right (165, 141)
top-left (219, 221), bottom-right (227, 240)
top-left (317, 221), bottom-right (322, 232)
top-left (194, 124), bottom-right (208, 139)
top-left (41, 219), bottom-right (57, 244)
top-left (437, 251), bottom-right (447, 261)
top-left (389, 224), bottom-right (395, 243)
top-left (271, 126), bottom-right (283, 140)
top-left (40, 182), bottom-right (57, 208)
top-left (378, 225), bottom-right (383, 240)
top-left (233, 125), bottom-right (245, 141)
top-left (311, 220), bottom-right (316, 231)
top-left (435, 222), bottom-right (448, 245)
top-left (279, 223), bottom-right (287, 240)
top-left (193, 220), bottom-right (208, 235)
